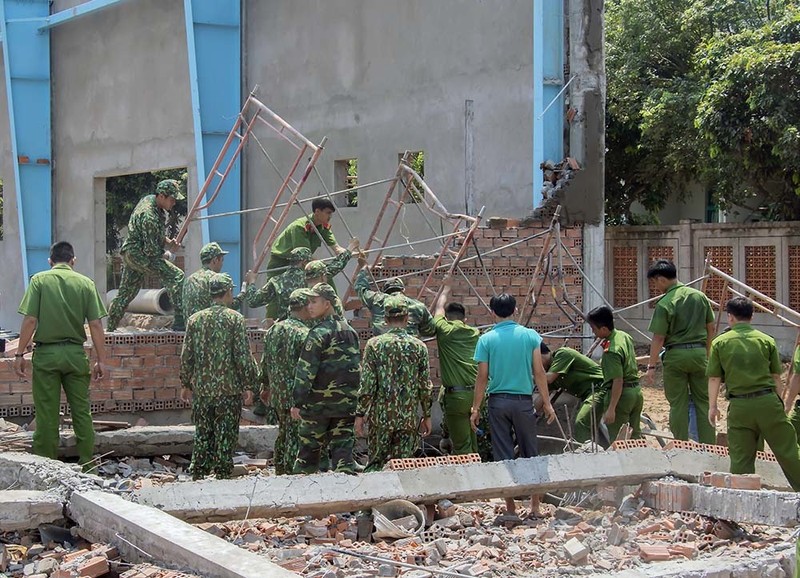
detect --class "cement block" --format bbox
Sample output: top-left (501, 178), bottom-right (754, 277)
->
top-left (0, 490), bottom-right (64, 530)
top-left (68, 491), bottom-right (296, 578)
top-left (564, 537), bottom-right (588, 563)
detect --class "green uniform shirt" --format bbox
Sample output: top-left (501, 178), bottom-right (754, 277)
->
top-left (648, 282), bottom-right (714, 346)
top-left (433, 315), bottom-right (479, 386)
top-left (354, 270), bottom-right (435, 337)
top-left (121, 195), bottom-right (166, 260)
top-left (270, 215), bottom-right (337, 262)
top-left (260, 316), bottom-right (312, 412)
top-left (707, 323), bottom-right (781, 395)
top-left (549, 347), bottom-right (604, 399)
top-left (179, 304), bottom-right (258, 397)
top-left (18, 264), bottom-right (107, 345)
top-left (600, 329), bottom-right (639, 389)
top-left (182, 266), bottom-right (245, 318)
top-left (357, 328), bottom-right (433, 430)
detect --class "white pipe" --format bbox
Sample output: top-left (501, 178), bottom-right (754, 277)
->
top-left (106, 289), bottom-right (173, 315)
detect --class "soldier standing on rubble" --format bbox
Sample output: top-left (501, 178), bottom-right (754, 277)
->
top-left (180, 273), bottom-right (257, 480)
top-left (587, 306), bottom-right (645, 441)
top-left (291, 283), bottom-right (361, 474)
top-left (708, 297), bottom-right (800, 491)
top-left (259, 288), bottom-right (316, 475)
top-left (183, 242), bottom-right (248, 318)
top-left (356, 295), bottom-right (433, 471)
top-left (645, 259), bottom-right (716, 444)
top-left (14, 241), bottom-right (108, 472)
top-left (264, 198), bottom-right (347, 319)
top-left (538, 343), bottom-right (606, 445)
top-left (354, 256), bottom-right (435, 337)
top-left (107, 179), bottom-right (186, 332)
top-left (304, 237), bottom-right (360, 318)
top-left (245, 246), bottom-right (312, 320)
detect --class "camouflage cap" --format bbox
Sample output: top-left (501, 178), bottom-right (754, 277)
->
top-left (155, 179), bottom-right (185, 201)
top-left (384, 277), bottom-right (405, 294)
top-left (304, 260), bottom-right (328, 279)
top-left (311, 282), bottom-right (338, 304)
top-left (209, 272), bottom-right (234, 296)
top-left (289, 287), bottom-right (316, 309)
top-left (199, 242), bottom-right (228, 263)
top-left (384, 295), bottom-right (408, 318)
top-left (288, 247), bottom-right (313, 263)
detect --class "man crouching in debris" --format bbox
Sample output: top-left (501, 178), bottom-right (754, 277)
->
top-left (470, 293), bottom-right (556, 519)
top-left (355, 295), bottom-right (433, 472)
top-left (180, 273), bottom-right (257, 480)
top-left (707, 297), bottom-right (800, 491)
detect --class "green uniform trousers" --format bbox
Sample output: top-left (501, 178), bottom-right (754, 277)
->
top-left (274, 411), bottom-right (300, 476)
top-left (727, 394), bottom-right (800, 491)
top-left (442, 390), bottom-right (479, 455)
top-left (573, 389), bottom-right (606, 444)
top-left (190, 395), bottom-right (241, 480)
top-left (294, 415), bottom-right (354, 474)
top-left (663, 348), bottom-right (715, 444)
top-left (365, 427), bottom-right (418, 472)
top-left (107, 251), bottom-right (185, 331)
top-left (32, 345), bottom-right (95, 470)
top-left (788, 405), bottom-right (800, 442)
top-left (603, 386), bottom-right (644, 442)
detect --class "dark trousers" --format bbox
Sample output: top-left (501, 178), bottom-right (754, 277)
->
top-left (487, 393), bottom-right (539, 461)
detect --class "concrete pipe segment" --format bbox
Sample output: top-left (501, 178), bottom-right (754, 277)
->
top-left (106, 289), bottom-right (173, 315)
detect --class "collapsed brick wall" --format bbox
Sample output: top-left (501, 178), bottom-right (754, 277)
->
top-left (0, 220), bottom-right (583, 417)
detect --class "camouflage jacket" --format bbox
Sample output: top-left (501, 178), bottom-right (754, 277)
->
top-left (183, 267), bottom-right (245, 318)
top-left (180, 304), bottom-right (258, 397)
top-left (121, 195), bottom-right (166, 260)
top-left (246, 266), bottom-right (305, 319)
top-left (293, 315), bottom-right (361, 417)
top-left (357, 328), bottom-right (432, 431)
top-left (260, 316), bottom-right (312, 411)
top-left (354, 270), bottom-right (435, 337)
top-left (325, 250), bottom-right (352, 279)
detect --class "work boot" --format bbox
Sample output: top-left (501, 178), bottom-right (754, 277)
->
top-left (252, 399), bottom-right (269, 417)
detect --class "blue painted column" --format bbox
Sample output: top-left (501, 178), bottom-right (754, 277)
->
top-left (184, 0), bottom-right (241, 284)
top-left (0, 0), bottom-right (51, 283)
top-left (533, 0), bottom-right (565, 206)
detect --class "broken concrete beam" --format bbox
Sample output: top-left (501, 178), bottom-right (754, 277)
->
top-left (0, 490), bottom-right (64, 530)
top-left (58, 425), bottom-right (278, 458)
top-left (0, 452), bottom-right (99, 496)
top-left (135, 447), bottom-right (791, 523)
top-left (68, 491), bottom-right (297, 578)
top-left (641, 480), bottom-right (800, 527)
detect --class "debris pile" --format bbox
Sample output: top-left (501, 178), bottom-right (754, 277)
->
top-left (0, 419), bottom-right (29, 453)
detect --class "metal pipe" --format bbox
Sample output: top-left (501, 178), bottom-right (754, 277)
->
top-left (106, 289), bottom-right (172, 315)
top-left (706, 264), bottom-right (800, 324)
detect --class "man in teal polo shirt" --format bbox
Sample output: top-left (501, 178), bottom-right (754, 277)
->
top-left (14, 242), bottom-right (108, 471)
top-left (432, 278), bottom-right (480, 455)
top-left (645, 259), bottom-right (716, 443)
top-left (470, 293), bottom-right (556, 518)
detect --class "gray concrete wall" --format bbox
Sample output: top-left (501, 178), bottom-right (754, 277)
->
top-left (243, 0), bottom-right (535, 268)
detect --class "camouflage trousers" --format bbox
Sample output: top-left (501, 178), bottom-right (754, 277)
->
top-left (190, 395), bottom-right (241, 480)
top-left (364, 426), bottom-right (418, 473)
top-left (274, 411), bottom-right (300, 476)
top-left (107, 251), bottom-right (185, 331)
top-left (294, 415), bottom-right (354, 474)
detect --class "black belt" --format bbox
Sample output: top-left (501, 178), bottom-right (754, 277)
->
top-left (727, 388), bottom-right (774, 400)
top-left (665, 342), bottom-right (705, 350)
top-left (445, 386), bottom-right (473, 393)
top-left (623, 382), bottom-right (640, 389)
top-left (489, 393), bottom-right (532, 399)
top-left (34, 341), bottom-right (79, 348)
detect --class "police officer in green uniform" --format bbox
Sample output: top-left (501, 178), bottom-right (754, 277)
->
top-left (539, 343), bottom-right (606, 444)
top-left (707, 297), bottom-right (800, 491)
top-left (645, 259), bottom-right (716, 443)
top-left (182, 242), bottom-right (247, 318)
top-left (587, 306), bottom-right (644, 441)
top-left (14, 242), bottom-right (108, 471)
top-left (782, 344), bottom-right (800, 439)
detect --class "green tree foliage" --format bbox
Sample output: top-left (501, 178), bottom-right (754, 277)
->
top-left (105, 169), bottom-right (187, 254)
top-left (605, 0), bottom-right (799, 223)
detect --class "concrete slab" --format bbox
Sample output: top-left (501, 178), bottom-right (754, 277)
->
top-left (58, 425), bottom-right (278, 458)
top-left (68, 491), bottom-right (297, 578)
top-left (0, 490), bottom-right (64, 530)
top-left (135, 447), bottom-right (789, 523)
top-left (0, 452), bottom-right (98, 495)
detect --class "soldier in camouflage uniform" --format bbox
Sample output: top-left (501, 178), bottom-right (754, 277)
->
top-left (260, 288), bottom-right (316, 475)
top-left (292, 283), bottom-right (360, 474)
top-left (183, 242), bottom-right (247, 318)
top-left (245, 247), bottom-right (311, 320)
top-left (354, 257), bottom-right (435, 337)
top-left (355, 295), bottom-right (432, 472)
top-left (180, 273), bottom-right (257, 480)
top-left (107, 179), bottom-right (186, 332)
top-left (304, 238), bottom-right (360, 319)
